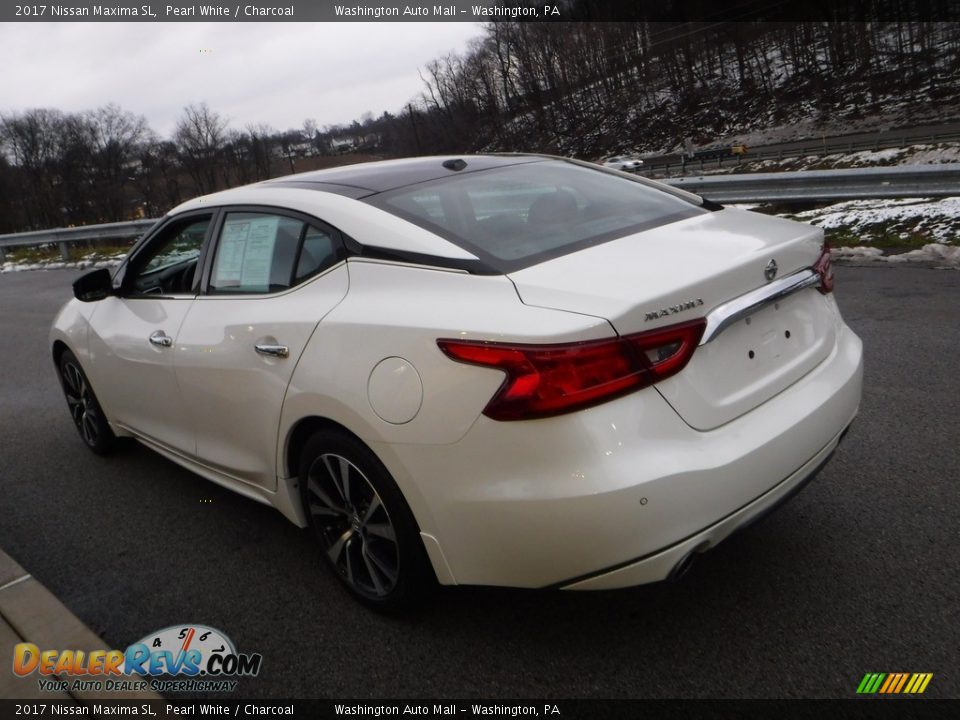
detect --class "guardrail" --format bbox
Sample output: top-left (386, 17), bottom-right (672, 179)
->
top-left (639, 130), bottom-right (960, 176)
top-left (0, 219), bottom-right (158, 262)
top-left (0, 165), bottom-right (958, 261)
top-left (662, 165), bottom-right (960, 203)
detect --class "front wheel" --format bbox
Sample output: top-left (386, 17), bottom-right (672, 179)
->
top-left (299, 429), bottom-right (433, 611)
top-left (57, 349), bottom-right (117, 454)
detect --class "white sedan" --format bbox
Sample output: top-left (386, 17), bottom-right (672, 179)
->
top-left (51, 155), bottom-right (862, 610)
top-left (601, 155), bottom-right (644, 172)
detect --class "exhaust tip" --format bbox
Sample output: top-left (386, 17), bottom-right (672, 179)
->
top-left (668, 552), bottom-right (697, 582)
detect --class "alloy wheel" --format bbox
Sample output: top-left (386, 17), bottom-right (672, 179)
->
top-left (305, 453), bottom-right (400, 598)
top-left (62, 361), bottom-right (101, 447)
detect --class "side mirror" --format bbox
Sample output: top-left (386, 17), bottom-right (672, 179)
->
top-left (73, 268), bottom-right (114, 302)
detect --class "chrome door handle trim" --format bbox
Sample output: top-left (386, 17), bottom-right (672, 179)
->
top-left (255, 343), bottom-right (289, 358)
top-left (149, 331), bottom-right (173, 348)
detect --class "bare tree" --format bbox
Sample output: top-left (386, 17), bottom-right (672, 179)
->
top-left (87, 104), bottom-right (149, 220)
top-left (245, 123), bottom-right (276, 179)
top-left (174, 103), bottom-right (228, 195)
top-left (135, 137), bottom-right (183, 214)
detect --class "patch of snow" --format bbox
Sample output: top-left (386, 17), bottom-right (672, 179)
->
top-left (680, 143), bottom-right (960, 176)
top-left (884, 243), bottom-right (960, 265)
top-left (791, 197), bottom-right (960, 244)
top-left (830, 242), bottom-right (960, 267)
top-left (1, 257), bottom-right (123, 274)
top-left (831, 246), bottom-right (884, 261)
top-left (903, 145), bottom-right (960, 164)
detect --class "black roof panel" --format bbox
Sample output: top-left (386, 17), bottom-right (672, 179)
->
top-left (264, 180), bottom-right (376, 199)
top-left (262, 155), bottom-right (545, 194)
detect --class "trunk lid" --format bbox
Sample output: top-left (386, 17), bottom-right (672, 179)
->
top-left (507, 209), bottom-right (837, 430)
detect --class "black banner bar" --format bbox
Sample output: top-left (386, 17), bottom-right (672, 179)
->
top-left (0, 699), bottom-right (958, 720)
top-left (2, 0), bottom-right (959, 23)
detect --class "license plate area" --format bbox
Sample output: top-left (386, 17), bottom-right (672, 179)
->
top-left (655, 289), bottom-right (836, 430)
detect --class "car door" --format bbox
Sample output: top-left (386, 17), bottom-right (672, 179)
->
top-left (85, 212), bottom-right (214, 455)
top-left (173, 208), bottom-right (349, 490)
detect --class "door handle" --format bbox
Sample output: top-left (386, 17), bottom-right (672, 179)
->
top-left (255, 343), bottom-right (289, 358)
top-left (149, 331), bottom-right (173, 348)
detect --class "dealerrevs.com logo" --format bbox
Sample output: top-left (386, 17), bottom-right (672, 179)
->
top-left (13, 624), bottom-right (262, 694)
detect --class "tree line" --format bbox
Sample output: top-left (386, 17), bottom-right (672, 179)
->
top-left (2, 17), bottom-right (958, 234)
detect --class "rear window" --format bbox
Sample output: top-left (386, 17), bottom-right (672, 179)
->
top-left (365, 160), bottom-right (707, 272)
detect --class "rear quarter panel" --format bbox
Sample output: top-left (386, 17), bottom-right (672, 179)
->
top-left (277, 259), bottom-right (613, 531)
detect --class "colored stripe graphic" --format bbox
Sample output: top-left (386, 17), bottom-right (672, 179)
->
top-left (904, 674), bottom-right (920, 693)
top-left (857, 672), bottom-right (933, 694)
top-left (905, 673), bottom-right (934, 694)
top-left (893, 673), bottom-right (909, 693)
top-left (879, 674), bottom-right (897, 693)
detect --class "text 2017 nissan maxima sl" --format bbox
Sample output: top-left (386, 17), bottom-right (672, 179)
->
top-left (51, 155), bottom-right (862, 610)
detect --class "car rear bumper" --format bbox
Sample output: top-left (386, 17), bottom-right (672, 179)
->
top-left (559, 425), bottom-right (846, 589)
top-left (374, 321), bottom-right (863, 589)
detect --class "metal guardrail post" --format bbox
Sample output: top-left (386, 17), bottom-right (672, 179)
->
top-left (58, 242), bottom-right (71, 262)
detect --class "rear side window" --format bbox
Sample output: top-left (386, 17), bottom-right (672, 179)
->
top-left (209, 212), bottom-right (342, 294)
top-left (296, 226), bottom-right (338, 282)
top-left (366, 160), bottom-right (706, 272)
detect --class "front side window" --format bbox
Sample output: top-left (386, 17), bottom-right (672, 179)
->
top-left (127, 215), bottom-right (211, 296)
top-left (208, 212), bottom-right (341, 295)
top-left (366, 160), bottom-right (707, 272)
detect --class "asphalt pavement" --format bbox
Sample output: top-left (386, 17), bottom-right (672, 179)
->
top-left (0, 265), bottom-right (957, 699)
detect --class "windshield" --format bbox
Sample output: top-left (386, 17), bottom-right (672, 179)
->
top-left (364, 160), bottom-right (707, 272)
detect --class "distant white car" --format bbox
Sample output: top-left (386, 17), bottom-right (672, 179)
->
top-left (51, 155), bottom-right (862, 610)
top-left (602, 155), bottom-right (644, 171)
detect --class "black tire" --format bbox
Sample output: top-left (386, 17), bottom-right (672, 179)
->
top-left (299, 429), bottom-right (434, 611)
top-left (57, 349), bottom-right (117, 455)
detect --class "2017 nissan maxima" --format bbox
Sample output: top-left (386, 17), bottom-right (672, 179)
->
top-left (51, 155), bottom-right (862, 610)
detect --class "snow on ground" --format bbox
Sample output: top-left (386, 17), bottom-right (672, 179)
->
top-left (688, 143), bottom-right (960, 175)
top-left (1, 254), bottom-right (124, 274)
top-left (790, 197), bottom-right (960, 244)
top-left (884, 243), bottom-right (960, 264)
top-left (832, 243), bottom-right (960, 266)
top-left (831, 246), bottom-right (885, 261)
top-left (906, 145), bottom-right (960, 165)
top-left (791, 143), bottom-right (960, 169)
top-left (720, 112), bottom-right (960, 152)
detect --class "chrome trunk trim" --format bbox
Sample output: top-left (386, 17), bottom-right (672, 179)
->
top-left (700, 268), bottom-right (821, 345)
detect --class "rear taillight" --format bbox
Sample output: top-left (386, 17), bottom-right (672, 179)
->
top-left (438, 319), bottom-right (706, 421)
top-left (815, 242), bottom-right (834, 294)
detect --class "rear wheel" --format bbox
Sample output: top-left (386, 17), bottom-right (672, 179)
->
top-left (58, 349), bottom-right (117, 454)
top-left (299, 429), bottom-right (433, 611)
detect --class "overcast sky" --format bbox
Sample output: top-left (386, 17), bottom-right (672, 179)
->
top-left (0, 22), bottom-right (485, 137)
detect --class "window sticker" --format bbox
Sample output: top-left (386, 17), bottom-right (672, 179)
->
top-left (239, 216), bottom-right (279, 290)
top-left (215, 215), bottom-right (279, 290)
top-left (215, 221), bottom-right (248, 286)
